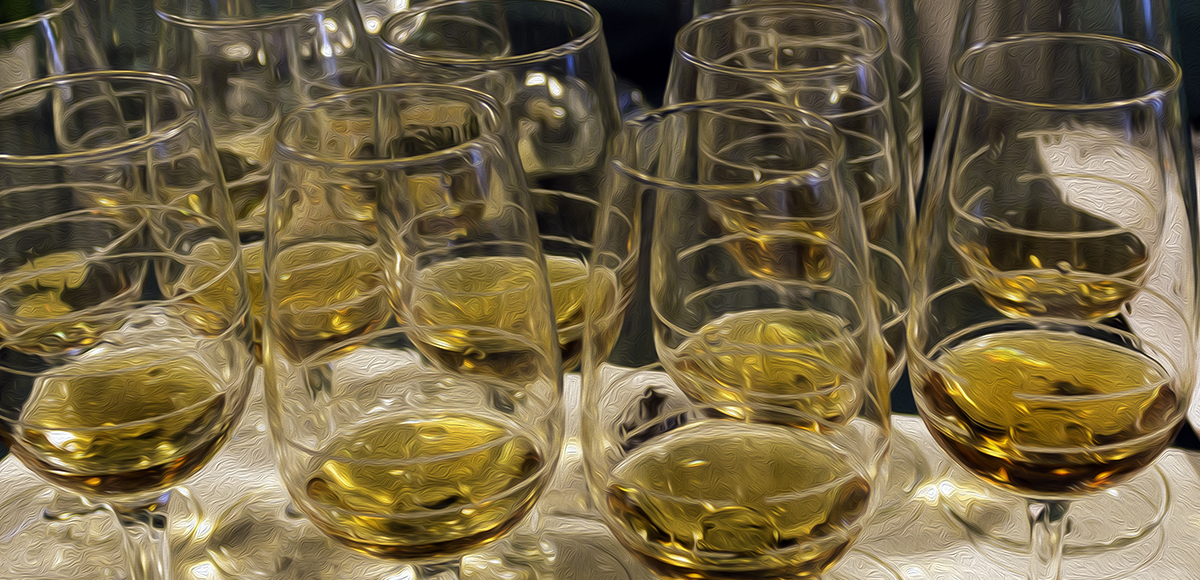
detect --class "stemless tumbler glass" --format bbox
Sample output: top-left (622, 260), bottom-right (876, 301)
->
top-left (381, 0), bottom-right (623, 370)
top-left (584, 99), bottom-right (893, 580)
top-left (0, 71), bottom-right (254, 580)
top-left (910, 34), bottom-right (1196, 579)
top-left (263, 84), bottom-right (562, 580)
top-left (155, 0), bottom-right (380, 358)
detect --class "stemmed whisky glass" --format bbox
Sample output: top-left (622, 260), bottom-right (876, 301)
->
top-left (910, 34), bottom-right (1196, 579)
top-left (0, 71), bottom-right (254, 580)
top-left (381, 0), bottom-right (623, 370)
top-left (228, 83), bottom-right (562, 580)
top-left (583, 99), bottom-right (894, 580)
top-left (667, 4), bottom-right (911, 387)
top-left (666, 4), bottom-right (925, 524)
top-left (154, 0), bottom-right (380, 358)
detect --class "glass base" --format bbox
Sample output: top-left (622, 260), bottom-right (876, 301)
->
top-left (865, 428), bottom-right (933, 535)
top-left (0, 485), bottom-right (205, 580)
top-left (199, 493), bottom-right (900, 580)
top-left (200, 494), bottom-right (416, 580)
top-left (201, 493), bottom-right (650, 580)
top-left (464, 514), bottom-right (654, 580)
top-left (823, 550), bottom-right (903, 580)
top-left (937, 462), bottom-right (1170, 580)
top-left (471, 513), bottom-right (900, 580)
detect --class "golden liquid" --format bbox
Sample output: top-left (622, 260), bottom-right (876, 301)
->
top-left (269, 241), bottom-right (389, 362)
top-left (953, 232), bottom-right (1147, 320)
top-left (297, 413), bottom-right (546, 559)
top-left (605, 421), bottom-right (871, 580)
top-left (0, 250), bottom-right (142, 354)
top-left (158, 238), bottom-right (243, 336)
top-left (951, 163), bottom-right (1150, 320)
top-left (13, 348), bottom-right (236, 497)
top-left (546, 256), bottom-right (619, 370)
top-left (662, 309), bottom-right (864, 425)
top-left (704, 196), bottom-right (837, 283)
top-left (917, 330), bottom-right (1182, 495)
top-left (217, 134), bottom-right (274, 232)
top-left (408, 256), bottom-right (557, 379)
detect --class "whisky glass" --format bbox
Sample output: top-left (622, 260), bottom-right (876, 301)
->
top-left (0, 71), bottom-right (254, 580)
top-left (666, 5), bottom-right (925, 524)
top-left (583, 99), bottom-right (892, 580)
top-left (667, 4), bottom-right (911, 388)
top-left (381, 0), bottom-right (623, 370)
top-left (910, 34), bottom-right (1196, 579)
top-left (249, 83), bottom-right (562, 580)
top-left (154, 0), bottom-right (380, 357)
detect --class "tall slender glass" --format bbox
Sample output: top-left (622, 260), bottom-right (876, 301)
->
top-left (154, 0), bottom-right (380, 359)
top-left (381, 0), bottom-right (623, 370)
top-left (690, 0), bottom-right (924, 187)
top-left (911, 34), bottom-right (1196, 579)
top-left (584, 99), bottom-right (895, 580)
top-left (0, 71), bottom-right (254, 580)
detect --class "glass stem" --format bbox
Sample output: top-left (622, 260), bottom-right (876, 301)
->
top-left (406, 560), bottom-right (462, 580)
top-left (108, 493), bottom-right (172, 580)
top-left (43, 490), bottom-right (106, 521)
top-left (1027, 498), bottom-right (1070, 580)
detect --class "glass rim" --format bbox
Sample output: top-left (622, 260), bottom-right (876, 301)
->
top-left (0, 71), bottom-right (200, 166)
top-left (273, 82), bottom-right (506, 169)
top-left (153, 0), bottom-right (352, 29)
top-left (0, 0), bottom-right (73, 32)
top-left (610, 99), bottom-right (845, 193)
top-left (380, 0), bottom-right (604, 68)
top-left (673, 4), bottom-right (890, 81)
top-left (953, 33), bottom-right (1183, 111)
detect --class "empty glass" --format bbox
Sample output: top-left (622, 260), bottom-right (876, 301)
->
top-left (691, 0), bottom-right (924, 187)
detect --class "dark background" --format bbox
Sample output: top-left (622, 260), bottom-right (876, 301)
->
top-left (589, 0), bottom-right (1200, 124)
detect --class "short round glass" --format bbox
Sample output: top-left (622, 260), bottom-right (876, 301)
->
top-left (0, 70), bottom-right (254, 580)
